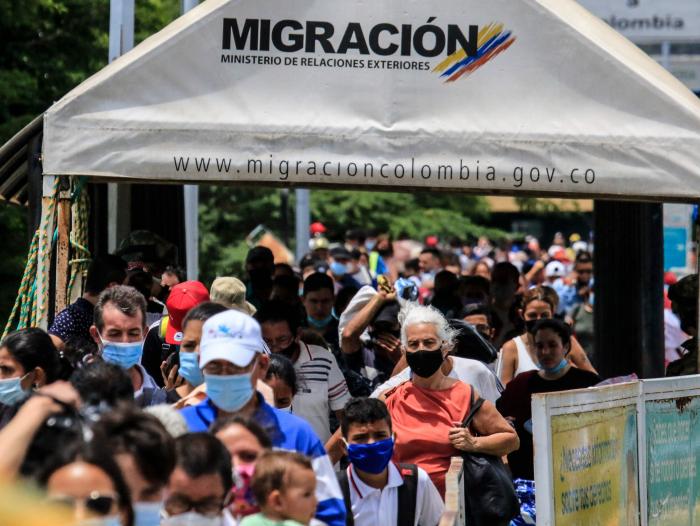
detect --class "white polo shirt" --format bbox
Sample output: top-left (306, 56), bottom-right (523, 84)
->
top-left (292, 343), bottom-right (350, 443)
top-left (346, 462), bottom-right (444, 526)
top-left (370, 356), bottom-right (502, 403)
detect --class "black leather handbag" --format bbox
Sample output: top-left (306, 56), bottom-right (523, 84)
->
top-left (460, 389), bottom-right (520, 526)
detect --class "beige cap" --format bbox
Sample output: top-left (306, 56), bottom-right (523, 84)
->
top-left (210, 276), bottom-right (256, 315)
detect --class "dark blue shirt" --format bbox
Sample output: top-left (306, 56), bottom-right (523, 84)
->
top-left (49, 297), bottom-right (94, 342)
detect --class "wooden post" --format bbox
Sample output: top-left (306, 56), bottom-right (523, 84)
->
top-left (55, 176), bottom-right (72, 314)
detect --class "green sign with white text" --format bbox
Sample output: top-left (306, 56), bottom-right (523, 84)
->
top-left (646, 396), bottom-right (700, 525)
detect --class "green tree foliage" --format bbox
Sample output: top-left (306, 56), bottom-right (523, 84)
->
top-left (0, 0), bottom-right (179, 143)
top-left (1, 0), bottom-right (105, 142)
top-left (199, 185), bottom-right (285, 282)
top-left (198, 186), bottom-right (505, 284)
top-left (0, 206), bottom-right (29, 323)
top-left (310, 189), bottom-right (503, 241)
top-left (0, 0), bottom-right (179, 320)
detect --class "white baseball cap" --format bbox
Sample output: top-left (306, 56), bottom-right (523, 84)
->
top-left (545, 261), bottom-right (566, 279)
top-left (199, 310), bottom-right (265, 368)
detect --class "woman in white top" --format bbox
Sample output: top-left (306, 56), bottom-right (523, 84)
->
top-left (498, 286), bottom-right (597, 384)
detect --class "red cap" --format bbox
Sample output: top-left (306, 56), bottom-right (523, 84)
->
top-left (664, 271), bottom-right (678, 286)
top-left (310, 222), bottom-right (327, 235)
top-left (552, 248), bottom-right (570, 263)
top-left (425, 235), bottom-right (439, 247)
top-left (165, 281), bottom-right (210, 344)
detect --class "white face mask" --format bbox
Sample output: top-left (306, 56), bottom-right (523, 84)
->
top-left (276, 405), bottom-right (292, 413)
top-left (161, 512), bottom-right (222, 526)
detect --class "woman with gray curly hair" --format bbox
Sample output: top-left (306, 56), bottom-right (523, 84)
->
top-left (384, 304), bottom-right (519, 497)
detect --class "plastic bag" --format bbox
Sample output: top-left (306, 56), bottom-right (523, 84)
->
top-left (510, 479), bottom-right (536, 526)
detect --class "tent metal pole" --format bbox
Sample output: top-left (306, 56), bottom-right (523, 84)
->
top-left (108, 0), bottom-right (134, 62)
top-left (295, 189), bottom-right (310, 262)
top-left (660, 41), bottom-right (671, 70)
top-left (594, 201), bottom-right (665, 378)
top-left (181, 0), bottom-right (200, 279)
top-left (107, 0), bottom-right (134, 253)
top-left (183, 186), bottom-right (199, 279)
top-left (181, 0), bottom-right (199, 12)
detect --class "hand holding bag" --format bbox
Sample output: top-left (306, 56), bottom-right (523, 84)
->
top-left (460, 388), bottom-right (520, 526)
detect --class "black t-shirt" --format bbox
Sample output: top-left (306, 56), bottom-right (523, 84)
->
top-left (497, 367), bottom-right (601, 480)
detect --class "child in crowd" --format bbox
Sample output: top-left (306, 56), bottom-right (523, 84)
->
top-left (241, 450), bottom-right (318, 526)
top-left (338, 397), bottom-right (444, 526)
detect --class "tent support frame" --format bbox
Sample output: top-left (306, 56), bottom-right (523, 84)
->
top-left (55, 176), bottom-right (72, 314)
top-left (594, 200), bottom-right (665, 379)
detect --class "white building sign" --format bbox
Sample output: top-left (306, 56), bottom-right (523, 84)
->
top-left (578, 0), bottom-right (700, 42)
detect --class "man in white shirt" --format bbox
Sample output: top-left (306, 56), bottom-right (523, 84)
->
top-left (256, 300), bottom-right (350, 443)
top-left (337, 397), bottom-right (444, 526)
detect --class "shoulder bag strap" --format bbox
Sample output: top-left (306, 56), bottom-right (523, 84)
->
top-left (336, 468), bottom-right (355, 526)
top-left (462, 386), bottom-right (485, 429)
top-left (396, 463), bottom-right (418, 526)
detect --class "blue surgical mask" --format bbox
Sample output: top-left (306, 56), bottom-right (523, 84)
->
top-left (345, 437), bottom-right (395, 474)
top-left (133, 501), bottom-right (162, 526)
top-left (100, 336), bottom-right (143, 370)
top-left (365, 240), bottom-right (376, 251)
top-left (178, 351), bottom-right (204, 387)
top-left (330, 261), bottom-right (348, 276)
top-left (277, 405), bottom-right (292, 413)
top-left (205, 372), bottom-right (254, 412)
top-left (540, 359), bottom-right (568, 375)
top-left (307, 314), bottom-right (334, 330)
top-left (0, 374), bottom-right (30, 406)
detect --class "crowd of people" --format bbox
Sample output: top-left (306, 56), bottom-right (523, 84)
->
top-left (0, 226), bottom-right (696, 526)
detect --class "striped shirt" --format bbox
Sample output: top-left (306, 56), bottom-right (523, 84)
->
top-left (293, 343), bottom-right (350, 444)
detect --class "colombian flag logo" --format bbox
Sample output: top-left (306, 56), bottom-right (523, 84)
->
top-left (434, 23), bottom-right (516, 82)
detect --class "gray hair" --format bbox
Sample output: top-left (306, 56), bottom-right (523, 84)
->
top-left (144, 404), bottom-right (189, 438)
top-left (94, 285), bottom-right (147, 331)
top-left (399, 303), bottom-right (458, 349)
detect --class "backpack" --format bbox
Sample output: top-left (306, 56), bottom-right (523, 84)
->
top-left (337, 463), bottom-right (418, 526)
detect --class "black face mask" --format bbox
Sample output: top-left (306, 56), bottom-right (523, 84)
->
top-left (278, 341), bottom-right (298, 360)
top-left (406, 349), bottom-right (444, 378)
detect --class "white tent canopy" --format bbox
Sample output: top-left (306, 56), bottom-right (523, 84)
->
top-left (42, 0), bottom-right (700, 202)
